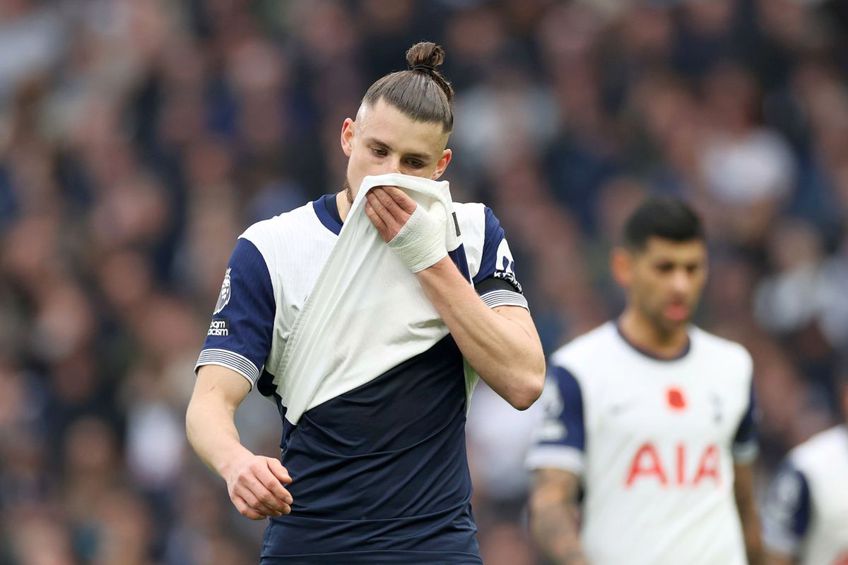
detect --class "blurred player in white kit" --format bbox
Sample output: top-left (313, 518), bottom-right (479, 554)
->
top-left (527, 196), bottom-right (763, 565)
top-left (763, 371), bottom-right (848, 565)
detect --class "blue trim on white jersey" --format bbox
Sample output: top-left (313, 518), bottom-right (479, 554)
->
top-left (195, 238), bottom-right (276, 387)
top-left (474, 206), bottom-right (519, 288)
top-left (526, 365), bottom-right (586, 474)
top-left (732, 382), bottom-right (759, 462)
top-left (448, 245), bottom-right (471, 280)
top-left (550, 365), bottom-right (586, 451)
top-left (313, 194), bottom-right (342, 235)
top-left (615, 320), bottom-right (691, 361)
top-left (763, 463), bottom-right (811, 556)
top-left (472, 206), bottom-right (526, 309)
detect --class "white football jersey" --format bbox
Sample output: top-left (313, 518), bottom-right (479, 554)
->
top-left (763, 425), bottom-right (848, 565)
top-left (527, 321), bottom-right (757, 565)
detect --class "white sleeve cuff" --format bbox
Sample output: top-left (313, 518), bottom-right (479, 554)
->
top-left (732, 440), bottom-right (759, 464)
top-left (526, 445), bottom-right (585, 475)
top-left (481, 289), bottom-right (529, 310)
top-left (195, 348), bottom-right (259, 390)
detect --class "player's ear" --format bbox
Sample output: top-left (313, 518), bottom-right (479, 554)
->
top-left (340, 118), bottom-right (355, 157)
top-left (611, 247), bottom-right (634, 289)
top-left (432, 148), bottom-right (452, 180)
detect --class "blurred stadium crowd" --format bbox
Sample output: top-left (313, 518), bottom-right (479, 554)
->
top-left (1, 0), bottom-right (847, 563)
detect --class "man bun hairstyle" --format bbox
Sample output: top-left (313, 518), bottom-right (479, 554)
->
top-left (361, 41), bottom-right (454, 133)
top-left (622, 196), bottom-right (705, 251)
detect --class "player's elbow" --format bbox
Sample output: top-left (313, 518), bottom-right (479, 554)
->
top-left (507, 368), bottom-right (545, 411)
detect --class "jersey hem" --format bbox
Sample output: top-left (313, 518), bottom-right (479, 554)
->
top-left (260, 549), bottom-right (482, 564)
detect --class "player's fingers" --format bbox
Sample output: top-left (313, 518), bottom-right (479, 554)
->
top-left (239, 473), bottom-right (287, 515)
top-left (240, 484), bottom-right (284, 517)
top-left (383, 186), bottom-right (417, 215)
top-left (257, 463), bottom-right (294, 505)
top-left (366, 190), bottom-right (397, 227)
top-left (266, 458), bottom-right (293, 485)
top-left (231, 494), bottom-right (265, 520)
top-left (372, 187), bottom-right (410, 224)
top-left (365, 201), bottom-right (390, 241)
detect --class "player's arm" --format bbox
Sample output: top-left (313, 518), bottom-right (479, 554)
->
top-left (734, 462), bottom-right (764, 565)
top-left (186, 365), bottom-right (293, 519)
top-left (530, 468), bottom-right (588, 565)
top-left (366, 187), bottom-right (544, 409)
top-left (762, 463), bottom-right (811, 565)
top-left (186, 235), bottom-right (291, 520)
top-left (766, 554), bottom-right (793, 565)
top-left (733, 381), bottom-right (764, 565)
top-left (527, 365), bottom-right (588, 563)
top-left (416, 260), bottom-right (544, 409)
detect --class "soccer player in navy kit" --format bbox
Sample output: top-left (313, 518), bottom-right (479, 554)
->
top-left (185, 42), bottom-right (545, 564)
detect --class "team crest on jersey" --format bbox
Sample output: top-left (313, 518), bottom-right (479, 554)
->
top-left (214, 268), bottom-right (232, 315)
top-left (493, 239), bottom-right (522, 293)
top-left (709, 392), bottom-right (723, 424)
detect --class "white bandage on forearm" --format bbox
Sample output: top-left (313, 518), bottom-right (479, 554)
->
top-left (387, 204), bottom-right (447, 272)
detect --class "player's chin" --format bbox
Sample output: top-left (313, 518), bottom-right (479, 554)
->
top-left (658, 310), bottom-right (691, 332)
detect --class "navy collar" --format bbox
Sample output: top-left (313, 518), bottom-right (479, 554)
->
top-left (313, 193), bottom-right (343, 235)
top-left (615, 320), bottom-right (691, 362)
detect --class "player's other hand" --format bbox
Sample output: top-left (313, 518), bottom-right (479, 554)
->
top-left (224, 453), bottom-right (293, 520)
top-left (365, 186), bottom-right (447, 272)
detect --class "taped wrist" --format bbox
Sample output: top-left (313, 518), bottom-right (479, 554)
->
top-left (387, 205), bottom-right (447, 272)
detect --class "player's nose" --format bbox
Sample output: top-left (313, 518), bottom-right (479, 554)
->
top-left (669, 269), bottom-right (693, 294)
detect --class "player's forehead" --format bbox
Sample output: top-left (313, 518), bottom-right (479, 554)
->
top-left (357, 98), bottom-right (448, 155)
top-left (639, 236), bottom-right (706, 262)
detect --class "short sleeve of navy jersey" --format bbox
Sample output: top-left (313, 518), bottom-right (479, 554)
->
top-left (195, 238), bottom-right (275, 388)
top-left (472, 206), bottom-right (528, 310)
top-left (762, 463), bottom-right (811, 556)
top-left (732, 382), bottom-right (759, 463)
top-left (526, 365), bottom-right (586, 474)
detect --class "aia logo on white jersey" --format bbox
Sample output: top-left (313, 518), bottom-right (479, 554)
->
top-left (626, 442), bottom-right (721, 488)
top-left (214, 268), bottom-right (232, 314)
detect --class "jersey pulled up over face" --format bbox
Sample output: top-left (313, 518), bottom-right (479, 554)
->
top-left (195, 194), bottom-right (527, 564)
top-left (526, 322), bottom-right (757, 565)
top-left (763, 425), bottom-right (848, 565)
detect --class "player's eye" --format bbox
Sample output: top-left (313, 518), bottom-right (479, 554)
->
top-left (655, 262), bottom-right (675, 273)
top-left (405, 158), bottom-right (425, 169)
top-left (371, 147), bottom-right (388, 157)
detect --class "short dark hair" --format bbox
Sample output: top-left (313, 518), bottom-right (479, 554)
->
top-left (361, 42), bottom-right (454, 133)
top-left (622, 196), bottom-right (705, 251)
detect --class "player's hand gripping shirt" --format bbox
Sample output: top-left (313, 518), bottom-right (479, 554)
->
top-left (763, 425), bottom-right (848, 565)
top-left (527, 322), bottom-right (757, 565)
top-left (196, 185), bottom-right (526, 563)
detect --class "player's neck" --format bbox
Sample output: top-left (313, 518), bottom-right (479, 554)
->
top-left (618, 309), bottom-right (689, 360)
top-left (336, 191), bottom-right (351, 223)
